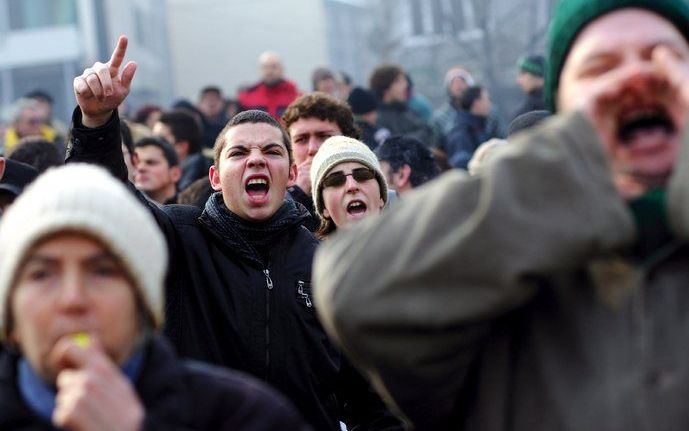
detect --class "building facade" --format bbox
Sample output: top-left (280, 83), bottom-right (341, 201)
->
top-left (0, 0), bottom-right (173, 123)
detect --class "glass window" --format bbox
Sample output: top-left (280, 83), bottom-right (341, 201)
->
top-left (8, 0), bottom-right (77, 31)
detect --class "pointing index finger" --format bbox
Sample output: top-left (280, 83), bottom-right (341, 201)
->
top-left (108, 35), bottom-right (129, 74)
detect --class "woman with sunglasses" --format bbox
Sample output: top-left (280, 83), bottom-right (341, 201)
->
top-left (310, 136), bottom-right (389, 238)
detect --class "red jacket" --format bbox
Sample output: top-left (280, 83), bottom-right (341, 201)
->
top-left (238, 79), bottom-right (300, 120)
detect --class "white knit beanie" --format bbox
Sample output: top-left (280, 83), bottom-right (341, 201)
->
top-left (310, 136), bottom-right (388, 218)
top-left (0, 164), bottom-right (167, 338)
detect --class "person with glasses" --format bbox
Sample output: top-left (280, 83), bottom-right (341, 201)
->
top-left (310, 136), bottom-right (388, 239)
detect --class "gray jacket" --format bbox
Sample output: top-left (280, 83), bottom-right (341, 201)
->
top-left (313, 112), bottom-right (689, 430)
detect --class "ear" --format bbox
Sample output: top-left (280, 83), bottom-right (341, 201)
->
top-left (323, 207), bottom-right (330, 219)
top-left (170, 166), bottom-right (182, 184)
top-left (287, 162), bottom-right (298, 187)
top-left (395, 165), bottom-right (412, 189)
top-left (209, 165), bottom-right (222, 191)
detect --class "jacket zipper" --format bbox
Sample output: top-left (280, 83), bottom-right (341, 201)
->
top-left (297, 280), bottom-right (312, 307)
top-left (263, 269), bottom-right (273, 376)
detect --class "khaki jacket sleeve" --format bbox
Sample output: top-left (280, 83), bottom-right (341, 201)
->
top-left (312, 112), bottom-right (635, 427)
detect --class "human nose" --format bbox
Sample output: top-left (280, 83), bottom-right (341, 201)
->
top-left (247, 148), bottom-right (267, 168)
top-left (345, 174), bottom-right (360, 192)
top-left (307, 137), bottom-right (322, 157)
top-left (56, 269), bottom-right (88, 313)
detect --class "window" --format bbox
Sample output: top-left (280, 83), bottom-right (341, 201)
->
top-left (8, 0), bottom-right (77, 31)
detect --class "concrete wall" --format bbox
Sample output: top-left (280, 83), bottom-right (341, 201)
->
top-left (166, 0), bottom-right (329, 102)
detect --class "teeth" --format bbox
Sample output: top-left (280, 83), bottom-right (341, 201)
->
top-left (348, 201), bottom-right (364, 209)
top-left (247, 178), bottom-right (267, 186)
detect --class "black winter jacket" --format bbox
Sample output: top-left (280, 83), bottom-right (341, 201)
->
top-left (376, 102), bottom-right (440, 148)
top-left (0, 336), bottom-right (309, 430)
top-left (66, 109), bottom-right (403, 431)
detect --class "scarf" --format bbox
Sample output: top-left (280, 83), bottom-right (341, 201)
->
top-left (18, 347), bottom-right (145, 422)
top-left (199, 192), bottom-right (308, 267)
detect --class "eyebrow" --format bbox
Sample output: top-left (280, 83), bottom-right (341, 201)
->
top-left (226, 142), bottom-right (286, 152)
top-left (24, 251), bottom-right (117, 266)
top-left (582, 38), bottom-right (685, 61)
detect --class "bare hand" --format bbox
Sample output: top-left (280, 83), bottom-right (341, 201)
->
top-left (74, 35), bottom-right (137, 128)
top-left (296, 159), bottom-right (313, 196)
top-left (574, 50), bottom-right (680, 200)
top-left (51, 336), bottom-right (144, 431)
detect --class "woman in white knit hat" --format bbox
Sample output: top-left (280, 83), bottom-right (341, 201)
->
top-left (0, 164), bottom-right (308, 430)
top-left (310, 135), bottom-right (388, 238)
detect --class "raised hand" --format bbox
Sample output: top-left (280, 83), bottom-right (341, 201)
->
top-left (295, 159), bottom-right (313, 195)
top-left (74, 35), bottom-right (137, 128)
top-left (51, 336), bottom-right (144, 431)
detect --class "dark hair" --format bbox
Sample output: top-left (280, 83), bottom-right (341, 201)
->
top-left (376, 135), bottom-right (438, 187)
top-left (157, 110), bottom-right (203, 155)
top-left (177, 177), bottom-right (215, 208)
top-left (120, 120), bottom-right (135, 158)
top-left (213, 109), bottom-right (292, 168)
top-left (8, 137), bottom-right (63, 174)
top-left (134, 104), bottom-right (162, 125)
top-left (200, 86), bottom-right (222, 98)
top-left (315, 217), bottom-right (337, 240)
top-left (24, 89), bottom-right (53, 105)
top-left (460, 86), bottom-right (483, 111)
top-left (312, 67), bottom-right (335, 91)
top-left (282, 93), bottom-right (360, 140)
top-left (135, 136), bottom-right (179, 167)
top-left (369, 64), bottom-right (404, 99)
top-left (508, 110), bottom-right (551, 137)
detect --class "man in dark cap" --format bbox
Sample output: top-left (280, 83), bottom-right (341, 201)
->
top-left (314, 0), bottom-right (689, 429)
top-left (513, 54), bottom-right (546, 120)
top-left (0, 159), bottom-right (38, 212)
top-left (347, 87), bottom-right (390, 150)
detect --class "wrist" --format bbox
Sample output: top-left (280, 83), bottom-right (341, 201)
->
top-left (82, 110), bottom-right (114, 128)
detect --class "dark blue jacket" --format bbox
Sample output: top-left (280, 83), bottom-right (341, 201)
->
top-left (0, 336), bottom-right (309, 430)
top-left (444, 110), bottom-right (489, 170)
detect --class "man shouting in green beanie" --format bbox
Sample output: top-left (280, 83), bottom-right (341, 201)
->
top-left (312, 1), bottom-right (689, 430)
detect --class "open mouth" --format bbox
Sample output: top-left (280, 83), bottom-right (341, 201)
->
top-left (617, 106), bottom-right (676, 149)
top-left (245, 175), bottom-right (270, 199)
top-left (346, 200), bottom-right (367, 216)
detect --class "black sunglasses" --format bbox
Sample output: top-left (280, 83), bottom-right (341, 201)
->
top-left (322, 167), bottom-right (376, 188)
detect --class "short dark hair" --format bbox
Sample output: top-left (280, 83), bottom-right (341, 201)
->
top-left (282, 93), bottom-right (360, 140)
top-left (376, 135), bottom-right (439, 187)
top-left (134, 104), bottom-right (161, 125)
top-left (311, 67), bottom-right (335, 91)
top-left (177, 177), bottom-right (215, 208)
top-left (157, 110), bottom-right (203, 155)
top-left (8, 137), bottom-right (63, 174)
top-left (135, 136), bottom-right (179, 167)
top-left (213, 109), bottom-right (292, 169)
top-left (120, 120), bottom-right (135, 161)
top-left (200, 86), bottom-right (223, 98)
top-left (369, 64), bottom-right (404, 99)
top-left (24, 89), bottom-right (53, 105)
top-left (460, 86), bottom-right (483, 111)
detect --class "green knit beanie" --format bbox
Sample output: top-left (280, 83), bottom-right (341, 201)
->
top-left (545, 0), bottom-right (689, 112)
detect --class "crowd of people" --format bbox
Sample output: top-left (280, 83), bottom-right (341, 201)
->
top-left (1, 0), bottom-right (689, 429)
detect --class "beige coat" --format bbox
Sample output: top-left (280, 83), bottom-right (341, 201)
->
top-left (314, 112), bottom-right (689, 430)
